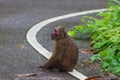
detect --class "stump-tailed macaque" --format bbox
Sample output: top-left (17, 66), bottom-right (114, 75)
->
top-left (39, 26), bottom-right (78, 72)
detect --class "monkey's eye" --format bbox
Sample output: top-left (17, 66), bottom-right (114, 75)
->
top-left (54, 29), bottom-right (57, 32)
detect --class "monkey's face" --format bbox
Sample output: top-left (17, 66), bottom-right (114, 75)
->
top-left (51, 26), bottom-right (66, 41)
top-left (51, 28), bottom-right (59, 40)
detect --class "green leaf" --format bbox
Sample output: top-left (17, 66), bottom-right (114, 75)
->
top-left (101, 61), bottom-right (109, 69)
top-left (112, 0), bottom-right (120, 5)
top-left (74, 26), bottom-right (83, 31)
top-left (99, 50), bottom-right (108, 58)
top-left (90, 54), bottom-right (100, 62)
top-left (67, 30), bottom-right (75, 37)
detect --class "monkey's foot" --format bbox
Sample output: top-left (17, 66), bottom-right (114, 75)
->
top-left (38, 65), bottom-right (44, 68)
top-left (38, 65), bottom-right (46, 71)
top-left (38, 65), bottom-right (52, 72)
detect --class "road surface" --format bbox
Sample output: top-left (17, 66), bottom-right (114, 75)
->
top-left (0, 0), bottom-right (108, 80)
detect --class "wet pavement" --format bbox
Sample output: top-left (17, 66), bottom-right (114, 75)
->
top-left (0, 0), bottom-right (108, 80)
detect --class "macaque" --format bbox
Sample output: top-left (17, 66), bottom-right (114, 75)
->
top-left (39, 26), bottom-right (78, 72)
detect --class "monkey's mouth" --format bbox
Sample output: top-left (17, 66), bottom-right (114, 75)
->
top-left (52, 33), bottom-right (58, 36)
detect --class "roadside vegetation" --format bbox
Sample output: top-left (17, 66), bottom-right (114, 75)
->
top-left (68, 0), bottom-right (120, 76)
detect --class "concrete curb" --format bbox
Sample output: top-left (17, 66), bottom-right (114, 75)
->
top-left (26, 8), bottom-right (106, 80)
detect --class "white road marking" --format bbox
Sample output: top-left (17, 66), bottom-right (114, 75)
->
top-left (26, 8), bottom-right (106, 80)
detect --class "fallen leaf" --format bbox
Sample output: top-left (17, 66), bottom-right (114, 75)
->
top-left (85, 76), bottom-right (103, 80)
top-left (16, 73), bottom-right (37, 77)
top-left (82, 60), bottom-right (91, 64)
top-left (95, 63), bottom-right (100, 68)
top-left (79, 49), bottom-right (95, 54)
top-left (18, 43), bottom-right (25, 49)
top-left (80, 64), bottom-right (84, 67)
top-left (50, 77), bottom-right (61, 80)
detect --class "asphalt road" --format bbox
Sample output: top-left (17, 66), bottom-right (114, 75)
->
top-left (0, 0), bottom-right (109, 80)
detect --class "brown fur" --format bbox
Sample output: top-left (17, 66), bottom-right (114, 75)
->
top-left (40, 26), bottom-right (78, 72)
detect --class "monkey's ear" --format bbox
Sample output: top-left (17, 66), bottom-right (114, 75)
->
top-left (61, 31), bottom-right (66, 38)
top-left (64, 31), bottom-right (67, 36)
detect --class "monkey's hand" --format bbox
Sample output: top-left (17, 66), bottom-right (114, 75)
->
top-left (38, 65), bottom-right (46, 71)
top-left (38, 65), bottom-right (44, 68)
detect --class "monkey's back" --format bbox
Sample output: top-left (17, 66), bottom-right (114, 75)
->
top-left (59, 35), bottom-right (78, 71)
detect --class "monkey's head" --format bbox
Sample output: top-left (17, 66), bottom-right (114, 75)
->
top-left (51, 26), bottom-right (67, 41)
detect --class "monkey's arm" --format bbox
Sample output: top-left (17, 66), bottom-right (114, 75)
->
top-left (43, 41), bottom-right (65, 68)
top-left (39, 53), bottom-right (57, 69)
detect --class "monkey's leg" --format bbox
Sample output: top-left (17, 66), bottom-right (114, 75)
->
top-left (57, 63), bottom-right (73, 72)
top-left (58, 67), bottom-right (67, 72)
top-left (46, 65), bottom-right (55, 70)
top-left (55, 64), bottom-right (67, 72)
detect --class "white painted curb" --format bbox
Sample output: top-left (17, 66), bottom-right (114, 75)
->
top-left (26, 8), bottom-right (106, 80)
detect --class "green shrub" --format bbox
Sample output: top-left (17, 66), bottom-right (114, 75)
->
top-left (68, 0), bottom-right (120, 76)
